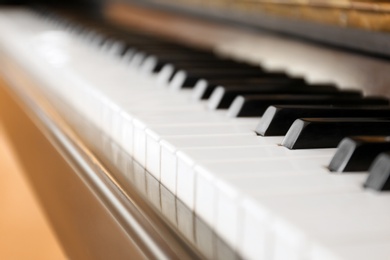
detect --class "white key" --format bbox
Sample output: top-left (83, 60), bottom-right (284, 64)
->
top-left (145, 122), bottom-right (258, 190)
top-left (177, 145), bottom-right (334, 209)
top-left (155, 134), bottom-right (279, 188)
top-left (145, 173), bottom-right (162, 211)
top-left (195, 217), bottom-right (216, 259)
top-left (194, 156), bottom-right (332, 234)
top-left (177, 199), bottom-right (196, 243)
top-left (160, 185), bottom-right (178, 226)
top-left (145, 124), bottom-right (260, 178)
top-left (310, 240), bottom-right (390, 260)
top-left (217, 172), bottom-right (365, 253)
top-left (241, 189), bottom-right (390, 260)
top-left (132, 116), bottom-right (257, 165)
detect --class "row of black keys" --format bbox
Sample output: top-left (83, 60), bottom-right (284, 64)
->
top-left (35, 9), bottom-right (390, 191)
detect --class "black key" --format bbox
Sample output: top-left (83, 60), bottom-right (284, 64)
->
top-left (329, 136), bottom-right (390, 172)
top-left (144, 55), bottom-right (258, 72)
top-left (162, 65), bottom-right (268, 87)
top-left (192, 77), bottom-right (307, 100)
top-left (207, 86), bottom-right (361, 110)
top-left (256, 106), bottom-right (390, 136)
top-left (282, 118), bottom-right (390, 149)
top-left (128, 45), bottom-right (224, 62)
top-left (143, 57), bottom-right (255, 74)
top-left (228, 95), bottom-right (390, 117)
top-left (169, 69), bottom-right (268, 90)
top-left (157, 60), bottom-right (260, 74)
top-left (364, 152), bottom-right (390, 191)
top-left (144, 53), bottom-right (222, 63)
top-left (139, 47), bottom-right (212, 55)
top-left (136, 44), bottom-right (213, 54)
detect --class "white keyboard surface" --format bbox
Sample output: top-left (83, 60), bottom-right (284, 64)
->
top-left (1, 9), bottom-right (390, 260)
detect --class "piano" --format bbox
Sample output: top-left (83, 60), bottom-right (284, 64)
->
top-left (2, 1), bottom-right (390, 259)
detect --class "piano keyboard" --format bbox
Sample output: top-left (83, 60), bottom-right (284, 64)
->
top-left (2, 7), bottom-right (390, 260)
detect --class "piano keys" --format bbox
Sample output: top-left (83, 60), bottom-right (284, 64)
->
top-left (329, 136), bottom-right (390, 172)
top-left (2, 4), bottom-right (390, 260)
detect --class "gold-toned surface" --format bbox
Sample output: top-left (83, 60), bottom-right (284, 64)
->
top-left (147, 0), bottom-right (390, 32)
top-left (0, 77), bottom-right (66, 260)
top-left (241, 1), bottom-right (390, 32)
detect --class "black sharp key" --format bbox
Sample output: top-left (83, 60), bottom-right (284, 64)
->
top-left (144, 53), bottom-right (221, 64)
top-left (144, 56), bottom-right (259, 73)
top-left (162, 65), bottom-right (268, 87)
top-left (159, 60), bottom-right (260, 73)
top-left (169, 69), bottom-right (268, 90)
top-left (329, 136), bottom-right (390, 172)
top-left (140, 47), bottom-right (212, 55)
top-left (143, 57), bottom-right (257, 74)
top-left (141, 50), bottom-right (263, 74)
top-left (282, 118), bottom-right (390, 149)
top-left (256, 106), bottom-right (390, 136)
top-left (140, 45), bottom-right (212, 54)
top-left (364, 152), bottom-right (390, 191)
top-left (192, 77), bottom-right (308, 100)
top-left (228, 95), bottom-right (390, 117)
top-left (207, 86), bottom-right (361, 110)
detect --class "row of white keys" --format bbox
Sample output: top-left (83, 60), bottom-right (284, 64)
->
top-left (162, 134), bottom-right (271, 205)
top-left (207, 158), bottom-right (390, 260)
top-left (100, 117), bottom-right (245, 260)
top-left (54, 24), bottom-right (354, 260)
top-left (55, 14), bottom-right (387, 259)
top-left (133, 116), bottom-right (257, 164)
top-left (176, 143), bottom-right (333, 208)
top-left (16, 15), bottom-right (321, 258)
top-left (9, 11), bottom-right (291, 211)
top-left (9, 11), bottom-right (211, 226)
top-left (31, 28), bottom-right (255, 192)
top-left (0, 9), bottom-right (252, 256)
top-left (252, 190), bottom-right (390, 260)
top-left (7, 11), bottom-right (390, 260)
top-left (62, 36), bottom-right (274, 193)
top-left (0, 11), bottom-right (278, 256)
top-left (193, 154), bottom-right (333, 242)
top-left (50, 36), bottom-right (271, 189)
top-left (143, 120), bottom-right (257, 179)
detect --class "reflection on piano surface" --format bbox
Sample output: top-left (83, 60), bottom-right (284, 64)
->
top-left (2, 1), bottom-right (390, 259)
